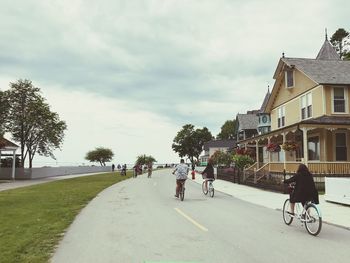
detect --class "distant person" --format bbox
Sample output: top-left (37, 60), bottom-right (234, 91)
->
top-left (172, 159), bottom-right (189, 198)
top-left (201, 159), bottom-right (215, 192)
top-left (112, 164), bottom-right (115, 172)
top-left (133, 164), bottom-right (138, 178)
top-left (117, 164), bottom-right (121, 170)
top-left (147, 163), bottom-right (153, 178)
top-left (283, 164), bottom-right (319, 215)
top-left (121, 164), bottom-right (127, 176)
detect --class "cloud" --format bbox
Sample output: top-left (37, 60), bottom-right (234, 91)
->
top-left (0, 0), bottom-right (349, 166)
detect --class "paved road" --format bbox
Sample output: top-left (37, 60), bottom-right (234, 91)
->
top-left (52, 169), bottom-right (350, 263)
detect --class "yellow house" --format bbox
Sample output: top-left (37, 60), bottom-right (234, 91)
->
top-left (240, 36), bottom-right (350, 175)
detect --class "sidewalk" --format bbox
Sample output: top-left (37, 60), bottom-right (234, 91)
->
top-left (191, 172), bottom-right (350, 230)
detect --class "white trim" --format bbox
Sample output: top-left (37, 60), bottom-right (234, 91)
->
top-left (331, 86), bottom-right (349, 114)
top-left (307, 133), bottom-right (321, 161)
top-left (285, 69), bottom-right (295, 89)
top-left (333, 130), bottom-right (348, 161)
top-left (300, 92), bottom-right (313, 121)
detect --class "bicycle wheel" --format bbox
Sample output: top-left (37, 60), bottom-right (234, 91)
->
top-left (202, 181), bottom-right (208, 195)
top-left (209, 183), bottom-right (214, 198)
top-left (304, 203), bottom-right (322, 236)
top-left (180, 184), bottom-right (185, 201)
top-left (282, 199), bottom-right (293, 225)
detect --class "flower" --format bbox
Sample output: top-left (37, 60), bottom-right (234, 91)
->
top-left (266, 143), bottom-right (281, 152)
top-left (281, 141), bottom-right (298, 151)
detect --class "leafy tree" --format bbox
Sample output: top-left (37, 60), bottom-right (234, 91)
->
top-left (216, 120), bottom-right (236, 140)
top-left (85, 147), bottom-right (114, 166)
top-left (5, 79), bottom-right (67, 167)
top-left (0, 90), bottom-right (9, 136)
top-left (211, 150), bottom-right (233, 167)
top-left (172, 124), bottom-right (213, 164)
top-left (330, 28), bottom-right (349, 59)
top-left (135, 154), bottom-right (157, 165)
top-left (25, 100), bottom-right (67, 168)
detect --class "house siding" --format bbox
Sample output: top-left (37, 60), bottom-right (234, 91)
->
top-left (272, 69), bottom-right (317, 108)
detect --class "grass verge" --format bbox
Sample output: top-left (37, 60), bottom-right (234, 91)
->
top-left (0, 172), bottom-right (131, 263)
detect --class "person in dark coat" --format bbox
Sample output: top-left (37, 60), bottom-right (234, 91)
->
top-left (201, 158), bottom-right (215, 191)
top-left (283, 164), bottom-right (319, 215)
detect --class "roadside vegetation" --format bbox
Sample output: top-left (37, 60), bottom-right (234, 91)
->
top-left (0, 172), bottom-right (131, 263)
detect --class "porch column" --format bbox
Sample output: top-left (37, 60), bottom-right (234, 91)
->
top-left (12, 150), bottom-right (16, 180)
top-left (255, 140), bottom-right (259, 169)
top-left (282, 132), bottom-right (286, 170)
top-left (268, 137), bottom-right (271, 163)
top-left (302, 127), bottom-right (309, 165)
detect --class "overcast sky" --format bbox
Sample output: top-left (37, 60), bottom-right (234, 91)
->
top-left (0, 0), bottom-right (349, 167)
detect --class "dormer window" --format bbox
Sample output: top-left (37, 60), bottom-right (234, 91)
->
top-left (285, 68), bottom-right (294, 88)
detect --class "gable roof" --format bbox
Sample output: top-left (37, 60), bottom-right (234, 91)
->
top-left (203, 139), bottom-right (236, 151)
top-left (316, 39), bottom-right (341, 60)
top-left (0, 137), bottom-right (19, 149)
top-left (281, 57), bottom-right (350, 85)
top-left (236, 113), bottom-right (259, 131)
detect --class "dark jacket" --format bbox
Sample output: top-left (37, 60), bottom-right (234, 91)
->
top-left (284, 171), bottom-right (319, 204)
top-left (202, 163), bottom-right (214, 179)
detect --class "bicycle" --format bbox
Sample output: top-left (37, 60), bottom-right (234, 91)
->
top-left (282, 186), bottom-right (322, 236)
top-left (179, 180), bottom-right (186, 201)
top-left (202, 179), bottom-right (215, 197)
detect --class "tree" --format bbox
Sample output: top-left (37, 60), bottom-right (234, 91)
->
top-left (25, 100), bottom-right (67, 168)
top-left (135, 154), bottom-right (157, 165)
top-left (232, 154), bottom-right (254, 171)
top-left (330, 28), bottom-right (349, 59)
top-left (172, 124), bottom-right (213, 164)
top-left (5, 79), bottom-right (67, 167)
top-left (211, 150), bottom-right (233, 167)
top-left (85, 147), bottom-right (114, 166)
top-left (0, 90), bottom-right (9, 136)
top-left (216, 120), bottom-right (236, 140)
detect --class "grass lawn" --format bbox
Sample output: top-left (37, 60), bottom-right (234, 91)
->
top-left (0, 172), bottom-right (132, 263)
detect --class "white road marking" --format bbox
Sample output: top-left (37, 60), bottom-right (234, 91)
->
top-left (174, 207), bottom-right (208, 232)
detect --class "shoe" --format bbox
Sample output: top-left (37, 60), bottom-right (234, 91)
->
top-left (174, 195), bottom-right (179, 198)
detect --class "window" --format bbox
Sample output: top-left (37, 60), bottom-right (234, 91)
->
top-left (277, 107), bottom-right (285, 128)
top-left (308, 136), bottom-right (320, 161)
top-left (285, 69), bottom-right (294, 88)
top-left (301, 93), bottom-right (312, 119)
top-left (333, 87), bottom-right (347, 113)
top-left (335, 133), bottom-right (347, 161)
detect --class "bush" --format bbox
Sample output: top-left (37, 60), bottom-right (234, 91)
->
top-left (232, 154), bottom-right (254, 170)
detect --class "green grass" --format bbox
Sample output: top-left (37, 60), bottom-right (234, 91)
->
top-left (0, 172), bottom-right (132, 263)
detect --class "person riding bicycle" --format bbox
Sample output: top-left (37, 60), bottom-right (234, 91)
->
top-left (283, 163), bottom-right (319, 216)
top-left (172, 159), bottom-right (189, 198)
top-left (201, 158), bottom-right (215, 192)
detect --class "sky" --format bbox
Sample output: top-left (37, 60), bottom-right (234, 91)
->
top-left (0, 0), bottom-right (349, 167)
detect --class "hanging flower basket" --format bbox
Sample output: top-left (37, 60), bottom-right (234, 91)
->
top-left (281, 141), bottom-right (298, 151)
top-left (266, 143), bottom-right (281, 153)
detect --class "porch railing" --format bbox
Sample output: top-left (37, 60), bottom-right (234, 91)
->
top-left (308, 162), bottom-right (350, 174)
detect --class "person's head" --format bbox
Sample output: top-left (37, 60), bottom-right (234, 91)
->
top-left (208, 158), bottom-right (213, 165)
top-left (297, 163), bottom-right (311, 175)
top-left (180, 159), bottom-right (185, 163)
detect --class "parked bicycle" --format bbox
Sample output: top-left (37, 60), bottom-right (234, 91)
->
top-left (202, 179), bottom-right (215, 197)
top-left (282, 185), bottom-right (322, 236)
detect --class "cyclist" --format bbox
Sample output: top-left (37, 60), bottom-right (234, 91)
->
top-left (201, 158), bottom-right (215, 192)
top-left (283, 163), bottom-right (319, 216)
top-left (172, 159), bottom-right (189, 198)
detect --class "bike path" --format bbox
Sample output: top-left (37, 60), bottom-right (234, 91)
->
top-left (191, 172), bottom-right (350, 229)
